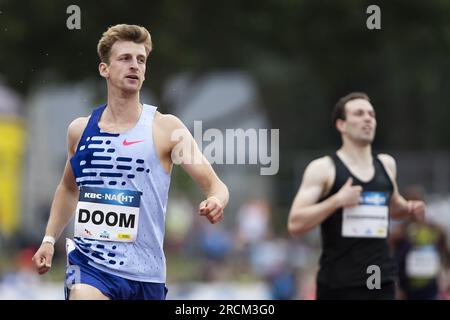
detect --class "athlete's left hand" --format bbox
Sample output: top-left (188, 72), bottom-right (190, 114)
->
top-left (408, 200), bottom-right (426, 222)
top-left (199, 196), bottom-right (223, 224)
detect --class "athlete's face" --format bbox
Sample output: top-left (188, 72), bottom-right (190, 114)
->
top-left (99, 41), bottom-right (147, 94)
top-left (338, 99), bottom-right (377, 145)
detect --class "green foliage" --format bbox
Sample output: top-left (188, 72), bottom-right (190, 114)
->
top-left (1, 1), bottom-right (449, 215)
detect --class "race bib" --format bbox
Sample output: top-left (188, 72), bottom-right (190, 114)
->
top-left (406, 245), bottom-right (440, 278)
top-left (342, 191), bottom-right (389, 238)
top-left (74, 186), bottom-right (141, 242)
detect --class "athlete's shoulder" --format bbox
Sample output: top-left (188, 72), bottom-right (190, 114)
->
top-left (303, 156), bottom-right (335, 182)
top-left (377, 153), bottom-right (397, 179)
top-left (307, 156), bottom-right (334, 172)
top-left (68, 116), bottom-right (89, 136)
top-left (377, 153), bottom-right (397, 170)
top-left (154, 112), bottom-right (187, 131)
top-left (67, 116), bottom-right (89, 150)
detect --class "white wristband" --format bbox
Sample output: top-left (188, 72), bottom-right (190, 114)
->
top-left (42, 235), bottom-right (56, 246)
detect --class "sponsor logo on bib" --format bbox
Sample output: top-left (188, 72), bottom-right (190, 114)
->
top-left (74, 186), bottom-right (141, 242)
top-left (342, 191), bottom-right (389, 238)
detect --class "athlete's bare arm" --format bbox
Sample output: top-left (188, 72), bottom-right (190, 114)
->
top-left (378, 154), bottom-right (425, 222)
top-left (32, 117), bottom-right (88, 274)
top-left (154, 113), bottom-right (229, 224)
top-left (288, 156), bottom-right (362, 237)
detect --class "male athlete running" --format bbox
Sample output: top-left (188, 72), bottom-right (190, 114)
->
top-left (288, 92), bottom-right (425, 299)
top-left (32, 24), bottom-right (229, 300)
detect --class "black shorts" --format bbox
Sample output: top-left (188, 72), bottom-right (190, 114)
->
top-left (316, 281), bottom-right (396, 300)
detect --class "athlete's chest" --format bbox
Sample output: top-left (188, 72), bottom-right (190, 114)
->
top-left (345, 163), bottom-right (375, 183)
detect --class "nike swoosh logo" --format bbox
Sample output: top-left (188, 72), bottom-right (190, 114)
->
top-left (123, 139), bottom-right (145, 146)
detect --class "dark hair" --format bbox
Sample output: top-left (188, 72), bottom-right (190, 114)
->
top-left (332, 92), bottom-right (370, 128)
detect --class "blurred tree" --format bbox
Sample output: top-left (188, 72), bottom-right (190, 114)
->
top-left (1, 0), bottom-right (449, 216)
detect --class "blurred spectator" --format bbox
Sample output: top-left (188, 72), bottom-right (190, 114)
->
top-left (248, 234), bottom-right (298, 299)
top-left (0, 247), bottom-right (42, 298)
top-left (165, 194), bottom-right (195, 252)
top-left (199, 223), bottom-right (233, 261)
top-left (268, 267), bottom-right (297, 300)
top-left (391, 185), bottom-right (450, 300)
top-left (236, 199), bottom-right (271, 248)
top-left (198, 221), bottom-right (234, 281)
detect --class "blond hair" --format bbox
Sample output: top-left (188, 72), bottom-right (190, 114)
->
top-left (97, 24), bottom-right (152, 63)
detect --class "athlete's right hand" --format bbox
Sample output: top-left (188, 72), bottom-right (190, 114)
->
top-left (32, 243), bottom-right (54, 275)
top-left (335, 177), bottom-right (362, 208)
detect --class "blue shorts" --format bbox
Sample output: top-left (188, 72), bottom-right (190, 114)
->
top-left (65, 248), bottom-right (167, 300)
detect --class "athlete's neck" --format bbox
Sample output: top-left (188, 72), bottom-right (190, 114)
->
top-left (103, 89), bottom-right (142, 125)
top-left (338, 142), bottom-right (373, 167)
